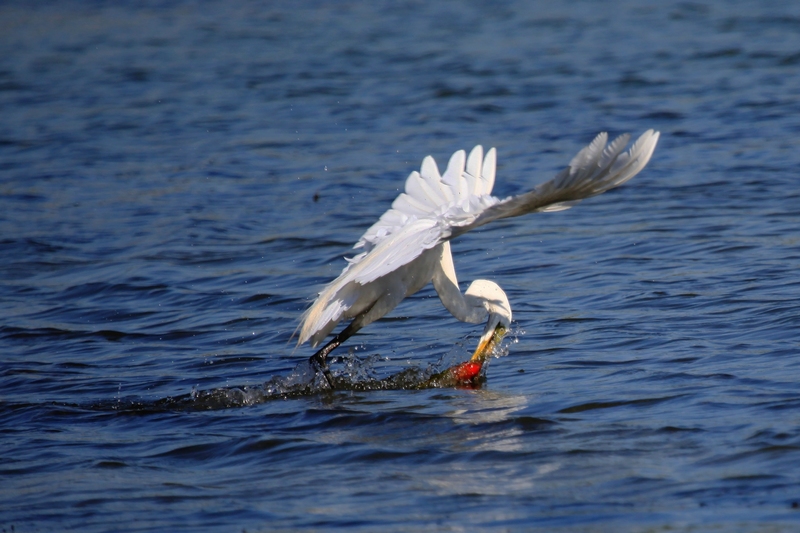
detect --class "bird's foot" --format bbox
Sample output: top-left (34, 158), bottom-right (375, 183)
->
top-left (309, 353), bottom-right (335, 390)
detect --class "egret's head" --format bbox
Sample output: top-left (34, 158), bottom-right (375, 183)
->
top-left (464, 280), bottom-right (512, 362)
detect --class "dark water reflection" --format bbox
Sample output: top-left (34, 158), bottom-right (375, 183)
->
top-left (3, 0), bottom-right (800, 531)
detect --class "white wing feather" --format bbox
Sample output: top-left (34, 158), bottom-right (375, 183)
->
top-left (355, 145), bottom-right (495, 251)
top-left (449, 129), bottom-right (660, 238)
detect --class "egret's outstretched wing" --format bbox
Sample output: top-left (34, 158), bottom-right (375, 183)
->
top-left (450, 129), bottom-right (660, 238)
top-left (356, 129), bottom-right (659, 266)
top-left (355, 146), bottom-right (497, 252)
top-left (297, 130), bottom-right (659, 346)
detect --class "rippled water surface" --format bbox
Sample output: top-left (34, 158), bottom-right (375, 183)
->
top-left (3, 1), bottom-right (800, 531)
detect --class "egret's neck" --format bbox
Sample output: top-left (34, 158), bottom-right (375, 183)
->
top-left (431, 243), bottom-right (491, 324)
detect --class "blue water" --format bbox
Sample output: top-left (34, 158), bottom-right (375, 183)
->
top-left (2, 0), bottom-right (800, 531)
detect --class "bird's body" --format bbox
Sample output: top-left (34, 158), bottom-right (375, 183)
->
top-left (297, 130), bottom-right (660, 385)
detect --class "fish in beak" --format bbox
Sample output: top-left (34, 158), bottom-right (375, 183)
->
top-left (431, 313), bottom-right (509, 386)
top-left (470, 313), bottom-right (508, 364)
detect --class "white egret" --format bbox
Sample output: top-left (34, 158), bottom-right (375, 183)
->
top-left (298, 130), bottom-right (660, 386)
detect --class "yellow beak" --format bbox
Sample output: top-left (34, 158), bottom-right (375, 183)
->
top-left (470, 321), bottom-right (507, 363)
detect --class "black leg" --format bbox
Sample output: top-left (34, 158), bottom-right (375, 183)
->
top-left (308, 321), bottom-right (360, 389)
top-left (309, 345), bottom-right (336, 389)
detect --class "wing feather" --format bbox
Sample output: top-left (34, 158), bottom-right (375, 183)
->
top-left (464, 145), bottom-right (483, 196)
top-left (391, 192), bottom-right (429, 216)
top-left (450, 129), bottom-right (660, 238)
top-left (355, 147), bottom-right (475, 250)
top-left (441, 149), bottom-right (467, 201)
top-left (349, 218), bottom-right (443, 285)
top-left (297, 219), bottom-right (444, 345)
top-left (420, 156), bottom-right (453, 204)
top-left (406, 171), bottom-right (446, 208)
top-left (479, 147), bottom-right (497, 196)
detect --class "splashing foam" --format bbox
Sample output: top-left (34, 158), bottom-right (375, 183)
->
top-left (100, 330), bottom-right (522, 412)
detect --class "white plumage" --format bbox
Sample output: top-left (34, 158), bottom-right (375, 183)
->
top-left (298, 130), bottom-right (660, 373)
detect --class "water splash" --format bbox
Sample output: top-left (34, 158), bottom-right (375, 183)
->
top-left (94, 330), bottom-right (522, 412)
